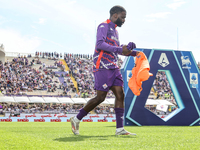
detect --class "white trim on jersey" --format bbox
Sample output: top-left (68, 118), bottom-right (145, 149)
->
top-left (100, 60), bottom-right (109, 69)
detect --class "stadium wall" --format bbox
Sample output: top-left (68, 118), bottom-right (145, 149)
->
top-left (0, 114), bottom-right (116, 122)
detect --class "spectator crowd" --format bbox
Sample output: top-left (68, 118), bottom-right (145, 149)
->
top-left (0, 51), bottom-right (179, 116)
top-left (0, 55), bottom-right (72, 97)
top-left (153, 71), bottom-right (175, 100)
top-left (64, 53), bottom-right (124, 98)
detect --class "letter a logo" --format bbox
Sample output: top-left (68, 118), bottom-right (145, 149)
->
top-left (158, 53), bottom-right (169, 67)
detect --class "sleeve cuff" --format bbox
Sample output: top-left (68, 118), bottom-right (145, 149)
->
top-left (117, 47), bottom-right (123, 54)
top-left (130, 50), bottom-right (137, 56)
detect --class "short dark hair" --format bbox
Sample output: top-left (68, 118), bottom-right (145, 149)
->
top-left (110, 5), bottom-right (126, 17)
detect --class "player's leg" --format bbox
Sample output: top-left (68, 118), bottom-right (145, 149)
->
top-left (111, 85), bottom-right (124, 108)
top-left (70, 69), bottom-right (114, 135)
top-left (111, 85), bottom-right (136, 136)
top-left (70, 90), bottom-right (107, 135)
top-left (110, 86), bottom-right (125, 130)
top-left (83, 90), bottom-right (108, 112)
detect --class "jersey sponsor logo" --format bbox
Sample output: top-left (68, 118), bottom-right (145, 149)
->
top-left (111, 36), bottom-right (119, 42)
top-left (181, 56), bottom-right (191, 69)
top-left (100, 25), bottom-right (104, 28)
top-left (158, 53), bottom-right (169, 67)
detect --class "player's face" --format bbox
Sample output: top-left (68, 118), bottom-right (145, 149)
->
top-left (115, 11), bottom-right (126, 27)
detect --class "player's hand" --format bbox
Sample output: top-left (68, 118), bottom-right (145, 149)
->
top-left (127, 42), bottom-right (136, 50)
top-left (122, 45), bottom-right (132, 55)
top-left (136, 51), bottom-right (140, 56)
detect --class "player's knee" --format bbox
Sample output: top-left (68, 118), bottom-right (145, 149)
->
top-left (121, 92), bottom-right (125, 100)
top-left (95, 95), bottom-right (106, 104)
top-left (122, 92), bottom-right (125, 99)
top-left (116, 91), bottom-right (124, 100)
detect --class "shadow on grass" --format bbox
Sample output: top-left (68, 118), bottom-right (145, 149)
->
top-left (54, 135), bottom-right (136, 142)
top-left (105, 125), bottom-right (116, 127)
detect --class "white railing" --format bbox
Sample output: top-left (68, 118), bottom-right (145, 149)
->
top-left (5, 52), bottom-right (35, 57)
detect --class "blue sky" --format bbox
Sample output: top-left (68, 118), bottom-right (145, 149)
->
top-left (0, 0), bottom-right (200, 62)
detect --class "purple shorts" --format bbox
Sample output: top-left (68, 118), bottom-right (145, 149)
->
top-left (93, 69), bottom-right (123, 92)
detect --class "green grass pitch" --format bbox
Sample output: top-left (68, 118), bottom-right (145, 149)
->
top-left (0, 122), bottom-right (200, 150)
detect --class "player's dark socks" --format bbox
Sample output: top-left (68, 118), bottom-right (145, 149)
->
top-left (114, 108), bottom-right (124, 128)
top-left (76, 108), bottom-right (88, 120)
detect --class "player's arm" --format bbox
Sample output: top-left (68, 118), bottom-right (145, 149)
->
top-left (122, 48), bottom-right (139, 56)
top-left (96, 24), bottom-right (123, 54)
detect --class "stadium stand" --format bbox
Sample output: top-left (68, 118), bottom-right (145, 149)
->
top-left (0, 51), bottom-right (178, 117)
top-left (64, 53), bottom-right (121, 98)
top-left (0, 52), bottom-right (117, 116)
top-left (0, 54), bottom-right (74, 97)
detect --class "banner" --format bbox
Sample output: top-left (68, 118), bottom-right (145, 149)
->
top-left (0, 115), bottom-right (116, 122)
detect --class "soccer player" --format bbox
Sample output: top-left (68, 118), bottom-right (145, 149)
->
top-left (70, 5), bottom-right (139, 135)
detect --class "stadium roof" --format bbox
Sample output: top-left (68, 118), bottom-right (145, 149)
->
top-left (28, 97), bottom-right (45, 103)
top-left (0, 96), bottom-right (175, 106)
top-left (57, 97), bottom-right (74, 104)
top-left (43, 97), bottom-right (60, 103)
top-left (145, 99), bottom-right (160, 105)
top-left (0, 96), bottom-right (15, 103)
top-left (106, 98), bottom-right (115, 105)
top-left (155, 100), bottom-right (174, 106)
top-left (71, 98), bottom-right (87, 104)
top-left (85, 98), bottom-right (110, 104)
top-left (145, 99), bottom-right (174, 106)
top-left (0, 96), bottom-right (115, 105)
top-left (13, 96), bottom-right (30, 103)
